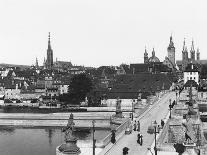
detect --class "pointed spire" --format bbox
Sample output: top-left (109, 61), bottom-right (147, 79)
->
top-left (48, 32), bottom-right (51, 50)
top-left (197, 48), bottom-right (200, 60)
top-left (144, 46), bottom-right (148, 56)
top-left (168, 34), bottom-right (174, 48)
top-left (152, 48), bottom-right (155, 57)
top-left (183, 38), bottom-right (186, 51)
top-left (191, 39), bottom-right (195, 51)
top-left (35, 57), bottom-right (39, 68)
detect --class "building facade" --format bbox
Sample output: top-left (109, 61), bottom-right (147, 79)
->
top-left (184, 63), bottom-right (199, 84)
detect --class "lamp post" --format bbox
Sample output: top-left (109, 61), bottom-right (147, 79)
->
top-left (131, 99), bottom-right (135, 121)
top-left (92, 120), bottom-right (96, 155)
top-left (153, 120), bottom-right (158, 155)
top-left (176, 92), bottom-right (178, 105)
top-left (169, 99), bottom-right (172, 119)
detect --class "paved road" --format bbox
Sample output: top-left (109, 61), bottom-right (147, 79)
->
top-left (105, 91), bottom-right (176, 155)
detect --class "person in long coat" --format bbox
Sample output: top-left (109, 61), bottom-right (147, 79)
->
top-left (140, 134), bottom-right (143, 146)
top-left (137, 132), bottom-right (141, 144)
top-left (134, 120), bottom-right (137, 131)
top-left (137, 121), bottom-right (140, 132)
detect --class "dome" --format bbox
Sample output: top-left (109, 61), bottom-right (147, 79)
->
top-left (148, 48), bottom-right (160, 62)
top-left (148, 56), bottom-right (160, 62)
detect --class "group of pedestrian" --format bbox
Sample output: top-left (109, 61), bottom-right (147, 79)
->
top-left (137, 132), bottom-right (143, 145)
top-left (133, 120), bottom-right (140, 132)
top-left (133, 120), bottom-right (143, 146)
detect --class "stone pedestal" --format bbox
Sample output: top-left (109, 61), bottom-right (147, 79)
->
top-left (56, 138), bottom-right (81, 155)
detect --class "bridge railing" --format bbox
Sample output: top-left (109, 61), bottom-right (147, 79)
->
top-left (96, 118), bottom-right (130, 148)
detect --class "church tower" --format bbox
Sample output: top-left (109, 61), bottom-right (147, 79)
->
top-left (197, 48), bottom-right (200, 61)
top-left (35, 57), bottom-right (39, 68)
top-left (144, 47), bottom-right (148, 64)
top-left (190, 40), bottom-right (195, 61)
top-left (167, 35), bottom-right (175, 66)
top-left (182, 38), bottom-right (188, 62)
top-left (46, 32), bottom-right (53, 69)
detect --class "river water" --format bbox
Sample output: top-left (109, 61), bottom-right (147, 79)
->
top-left (0, 127), bottom-right (110, 155)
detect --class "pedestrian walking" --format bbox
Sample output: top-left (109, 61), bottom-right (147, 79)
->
top-left (137, 132), bottom-right (141, 144)
top-left (137, 121), bottom-right (140, 132)
top-left (140, 134), bottom-right (143, 146)
top-left (134, 120), bottom-right (137, 131)
top-left (123, 147), bottom-right (129, 155)
top-left (161, 119), bottom-right (165, 128)
top-left (111, 130), bottom-right (116, 144)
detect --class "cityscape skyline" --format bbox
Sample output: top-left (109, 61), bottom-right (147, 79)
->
top-left (0, 0), bottom-right (207, 67)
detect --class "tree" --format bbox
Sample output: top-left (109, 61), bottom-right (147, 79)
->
top-left (67, 73), bottom-right (93, 104)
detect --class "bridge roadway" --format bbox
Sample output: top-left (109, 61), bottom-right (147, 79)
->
top-left (101, 91), bottom-right (176, 155)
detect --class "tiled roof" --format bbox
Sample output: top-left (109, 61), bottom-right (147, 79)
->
top-left (129, 62), bottom-right (172, 74)
top-left (107, 73), bottom-right (172, 99)
top-left (184, 80), bottom-right (198, 87)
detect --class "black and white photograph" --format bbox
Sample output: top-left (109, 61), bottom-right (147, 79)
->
top-left (0, 0), bottom-right (206, 155)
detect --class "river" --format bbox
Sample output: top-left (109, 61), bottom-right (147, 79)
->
top-left (0, 127), bottom-right (110, 155)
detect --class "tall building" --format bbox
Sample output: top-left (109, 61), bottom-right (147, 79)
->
top-left (46, 32), bottom-right (53, 69)
top-left (167, 35), bottom-right (175, 66)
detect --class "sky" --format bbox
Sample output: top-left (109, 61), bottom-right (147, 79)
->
top-left (0, 0), bottom-right (206, 67)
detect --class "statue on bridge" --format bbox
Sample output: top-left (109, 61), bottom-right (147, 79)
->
top-left (64, 113), bottom-right (76, 142)
top-left (58, 113), bottom-right (81, 155)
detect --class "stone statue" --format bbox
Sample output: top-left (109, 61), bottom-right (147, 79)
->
top-left (63, 113), bottom-right (76, 142)
top-left (67, 113), bottom-right (75, 128)
top-left (116, 97), bottom-right (121, 113)
top-left (64, 126), bottom-right (74, 142)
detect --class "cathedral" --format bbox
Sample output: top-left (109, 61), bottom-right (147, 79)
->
top-left (144, 35), bottom-right (176, 71)
top-left (176, 39), bottom-right (204, 71)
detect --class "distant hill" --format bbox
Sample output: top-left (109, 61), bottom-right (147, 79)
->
top-left (0, 63), bottom-right (30, 69)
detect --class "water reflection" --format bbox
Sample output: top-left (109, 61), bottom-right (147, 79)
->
top-left (45, 128), bottom-right (54, 146)
top-left (0, 126), bottom-right (15, 135)
top-left (0, 127), bottom-right (109, 155)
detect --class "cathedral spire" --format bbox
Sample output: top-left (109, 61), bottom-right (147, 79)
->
top-left (183, 38), bottom-right (186, 51)
top-left (46, 32), bottom-right (53, 69)
top-left (197, 48), bottom-right (200, 60)
top-left (190, 39), bottom-right (195, 61)
top-left (191, 39), bottom-right (195, 51)
top-left (144, 46), bottom-right (148, 64)
top-left (35, 57), bottom-right (39, 68)
top-left (48, 32), bottom-right (51, 50)
top-left (152, 48), bottom-right (155, 57)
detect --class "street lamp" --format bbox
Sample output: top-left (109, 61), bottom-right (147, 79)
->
top-left (92, 120), bottom-right (96, 155)
top-left (153, 120), bottom-right (158, 155)
top-left (176, 92), bottom-right (178, 105)
top-left (131, 99), bottom-right (135, 121)
top-left (169, 99), bottom-right (172, 119)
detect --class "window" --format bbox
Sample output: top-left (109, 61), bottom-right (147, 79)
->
top-left (190, 77), bottom-right (192, 80)
top-left (194, 77), bottom-right (196, 80)
top-left (190, 72), bottom-right (192, 75)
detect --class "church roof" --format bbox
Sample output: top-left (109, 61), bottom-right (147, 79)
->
top-left (184, 63), bottom-right (199, 72)
top-left (148, 56), bottom-right (160, 63)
